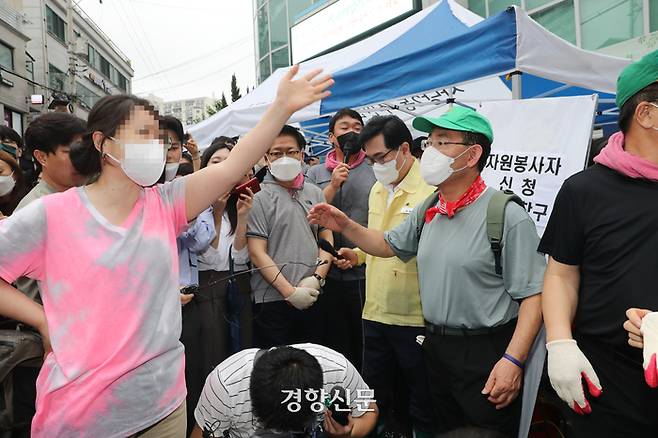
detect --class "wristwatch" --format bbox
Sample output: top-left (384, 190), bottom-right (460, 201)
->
top-left (313, 273), bottom-right (326, 287)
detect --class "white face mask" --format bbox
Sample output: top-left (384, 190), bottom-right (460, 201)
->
top-left (106, 138), bottom-right (165, 187)
top-left (0, 173), bottom-right (15, 196)
top-left (373, 149), bottom-right (405, 186)
top-left (269, 156), bottom-right (302, 182)
top-left (420, 145), bottom-right (471, 186)
top-left (164, 162), bottom-right (180, 182)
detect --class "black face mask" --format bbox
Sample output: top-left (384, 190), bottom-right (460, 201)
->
top-left (336, 131), bottom-right (360, 156)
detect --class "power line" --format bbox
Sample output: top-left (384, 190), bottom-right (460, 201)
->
top-left (110, 0), bottom-right (168, 90)
top-left (132, 35), bottom-right (251, 82)
top-left (135, 53), bottom-right (252, 94)
top-left (122, 0), bottom-right (173, 89)
top-left (130, 0), bottom-right (215, 11)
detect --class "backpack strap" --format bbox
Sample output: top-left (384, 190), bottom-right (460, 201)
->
top-left (415, 190), bottom-right (439, 242)
top-left (486, 190), bottom-right (524, 276)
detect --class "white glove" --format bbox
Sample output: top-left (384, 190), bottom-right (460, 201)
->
top-left (641, 312), bottom-right (658, 388)
top-left (546, 339), bottom-right (602, 414)
top-left (298, 276), bottom-right (321, 291)
top-left (285, 287), bottom-right (319, 310)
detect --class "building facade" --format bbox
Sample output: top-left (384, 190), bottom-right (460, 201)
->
top-left (0, 0), bottom-right (32, 134)
top-left (23, 0), bottom-right (133, 119)
top-left (254, 0), bottom-right (324, 84)
top-left (255, 0), bottom-right (658, 85)
top-left (159, 96), bottom-right (214, 126)
top-left (453, 0), bottom-right (658, 59)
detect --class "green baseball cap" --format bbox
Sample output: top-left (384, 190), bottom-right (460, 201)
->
top-left (412, 106), bottom-right (494, 143)
top-left (616, 49), bottom-right (658, 109)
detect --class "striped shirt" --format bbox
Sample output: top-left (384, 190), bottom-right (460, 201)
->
top-left (194, 343), bottom-right (372, 438)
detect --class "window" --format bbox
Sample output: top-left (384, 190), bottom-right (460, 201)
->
top-left (468, 0), bottom-right (486, 17)
top-left (88, 44), bottom-right (96, 66)
top-left (580, 0), bottom-right (643, 50)
top-left (118, 73), bottom-right (127, 92)
top-left (531, 1), bottom-right (576, 45)
top-left (0, 41), bottom-right (13, 70)
top-left (26, 59), bottom-right (34, 80)
top-left (526, 0), bottom-right (555, 9)
top-left (49, 64), bottom-right (65, 91)
top-left (269, 0), bottom-right (288, 50)
top-left (99, 55), bottom-right (110, 78)
top-left (109, 65), bottom-right (119, 84)
top-left (259, 55), bottom-right (271, 84)
top-left (46, 6), bottom-right (66, 42)
top-left (651, 0), bottom-right (658, 31)
top-left (257, 4), bottom-right (269, 59)
top-left (77, 83), bottom-right (100, 109)
top-left (488, 0), bottom-right (521, 15)
top-left (271, 46), bottom-right (289, 72)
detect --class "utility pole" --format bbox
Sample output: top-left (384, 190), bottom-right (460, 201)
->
top-left (66, 0), bottom-right (76, 97)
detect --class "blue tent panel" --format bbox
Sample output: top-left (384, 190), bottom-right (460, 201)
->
top-left (321, 7), bottom-right (517, 114)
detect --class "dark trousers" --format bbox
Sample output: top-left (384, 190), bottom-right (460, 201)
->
top-left (253, 300), bottom-right (323, 348)
top-left (181, 270), bottom-right (253, 436)
top-left (315, 278), bottom-right (365, 371)
top-left (423, 320), bottom-right (521, 437)
top-left (558, 334), bottom-right (658, 437)
top-left (362, 320), bottom-right (435, 433)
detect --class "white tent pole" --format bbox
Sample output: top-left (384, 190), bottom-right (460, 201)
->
top-left (512, 73), bottom-right (522, 99)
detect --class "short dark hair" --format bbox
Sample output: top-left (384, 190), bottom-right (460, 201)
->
top-left (200, 140), bottom-right (238, 234)
top-left (210, 136), bottom-right (235, 148)
top-left (328, 108), bottom-right (363, 133)
top-left (250, 347), bottom-right (323, 432)
top-left (0, 125), bottom-right (23, 150)
top-left (618, 82), bottom-right (658, 134)
top-left (160, 115), bottom-right (184, 143)
top-left (25, 113), bottom-right (86, 172)
top-left (279, 125), bottom-right (306, 150)
top-left (359, 115), bottom-right (412, 151)
top-left (411, 136), bottom-right (426, 158)
top-left (463, 131), bottom-right (492, 172)
top-left (70, 94), bottom-right (156, 178)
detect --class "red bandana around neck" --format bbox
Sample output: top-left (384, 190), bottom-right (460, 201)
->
top-left (425, 175), bottom-right (487, 223)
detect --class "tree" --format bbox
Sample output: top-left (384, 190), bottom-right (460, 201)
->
top-left (206, 92), bottom-right (229, 117)
top-left (231, 73), bottom-right (241, 102)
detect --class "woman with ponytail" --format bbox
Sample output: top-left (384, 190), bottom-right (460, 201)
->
top-left (0, 66), bottom-right (332, 437)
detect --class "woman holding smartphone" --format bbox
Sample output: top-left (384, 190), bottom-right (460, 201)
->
top-left (0, 66), bottom-right (332, 438)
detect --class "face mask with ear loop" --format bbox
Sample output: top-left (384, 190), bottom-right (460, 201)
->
top-left (103, 137), bottom-right (166, 187)
top-left (420, 145), bottom-right (473, 186)
top-left (0, 173), bottom-right (15, 196)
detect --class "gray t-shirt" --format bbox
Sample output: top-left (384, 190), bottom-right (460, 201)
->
top-left (247, 173), bottom-right (325, 303)
top-left (306, 160), bottom-right (376, 281)
top-left (385, 187), bottom-right (546, 329)
top-left (14, 179), bottom-right (58, 302)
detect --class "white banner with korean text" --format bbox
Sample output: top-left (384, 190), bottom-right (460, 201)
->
top-left (478, 95), bottom-right (598, 236)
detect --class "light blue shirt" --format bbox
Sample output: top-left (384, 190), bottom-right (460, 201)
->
top-left (177, 208), bottom-right (216, 287)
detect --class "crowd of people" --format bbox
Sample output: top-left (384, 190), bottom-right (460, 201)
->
top-left (0, 50), bottom-right (657, 438)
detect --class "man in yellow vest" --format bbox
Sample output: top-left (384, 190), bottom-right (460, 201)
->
top-left (335, 115), bottom-right (435, 437)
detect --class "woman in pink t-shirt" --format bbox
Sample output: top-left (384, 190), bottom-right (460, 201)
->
top-left (0, 66), bottom-right (332, 438)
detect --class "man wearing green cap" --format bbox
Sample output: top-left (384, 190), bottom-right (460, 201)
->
top-left (308, 105), bottom-right (545, 436)
top-left (540, 50), bottom-right (658, 436)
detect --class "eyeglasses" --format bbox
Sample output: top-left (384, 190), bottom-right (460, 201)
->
top-left (366, 148), bottom-right (397, 165)
top-left (420, 139), bottom-right (473, 151)
top-left (267, 150), bottom-right (302, 160)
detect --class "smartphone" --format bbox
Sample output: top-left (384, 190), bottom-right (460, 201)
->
top-left (232, 177), bottom-right (261, 198)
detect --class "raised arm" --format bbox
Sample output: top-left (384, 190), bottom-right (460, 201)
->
top-left (184, 66), bottom-right (333, 220)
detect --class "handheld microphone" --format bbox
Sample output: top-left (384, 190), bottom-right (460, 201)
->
top-left (326, 386), bottom-right (350, 426)
top-left (319, 238), bottom-right (344, 260)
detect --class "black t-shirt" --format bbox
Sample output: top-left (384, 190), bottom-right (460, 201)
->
top-left (539, 164), bottom-right (658, 354)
